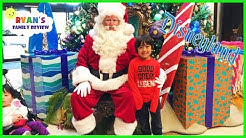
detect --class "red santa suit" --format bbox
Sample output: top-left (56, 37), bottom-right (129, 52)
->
top-left (71, 3), bottom-right (138, 135)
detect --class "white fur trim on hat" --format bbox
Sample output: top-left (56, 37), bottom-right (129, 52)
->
top-left (72, 66), bottom-right (92, 86)
top-left (95, 3), bottom-right (126, 24)
top-left (90, 74), bottom-right (128, 92)
top-left (123, 23), bottom-right (135, 36)
top-left (114, 117), bottom-right (137, 135)
top-left (72, 114), bottom-right (96, 135)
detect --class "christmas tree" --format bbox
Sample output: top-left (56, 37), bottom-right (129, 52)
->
top-left (62, 3), bottom-right (215, 56)
top-left (61, 3), bottom-right (98, 52)
top-left (185, 3), bottom-right (215, 50)
top-left (149, 3), bottom-right (182, 58)
top-left (149, 3), bottom-right (215, 58)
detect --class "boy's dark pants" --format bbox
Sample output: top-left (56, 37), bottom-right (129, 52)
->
top-left (136, 101), bottom-right (162, 135)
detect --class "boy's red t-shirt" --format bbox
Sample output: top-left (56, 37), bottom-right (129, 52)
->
top-left (128, 57), bottom-right (160, 113)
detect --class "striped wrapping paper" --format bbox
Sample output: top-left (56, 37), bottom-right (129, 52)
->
top-left (21, 52), bottom-right (77, 118)
top-left (158, 3), bottom-right (195, 108)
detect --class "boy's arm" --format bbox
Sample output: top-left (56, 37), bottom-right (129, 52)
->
top-left (128, 61), bottom-right (143, 110)
top-left (150, 63), bottom-right (161, 113)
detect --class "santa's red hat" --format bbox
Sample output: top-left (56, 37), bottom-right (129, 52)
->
top-left (95, 3), bottom-right (128, 23)
top-left (122, 3), bottom-right (128, 22)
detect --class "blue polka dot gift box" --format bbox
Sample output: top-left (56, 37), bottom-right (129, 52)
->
top-left (171, 55), bottom-right (232, 129)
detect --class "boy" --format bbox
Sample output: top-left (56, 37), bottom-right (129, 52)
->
top-left (128, 35), bottom-right (166, 135)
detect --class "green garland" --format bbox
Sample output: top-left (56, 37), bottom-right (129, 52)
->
top-left (45, 87), bottom-right (70, 127)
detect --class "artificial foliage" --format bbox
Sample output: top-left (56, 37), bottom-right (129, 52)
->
top-left (62, 94), bottom-right (73, 129)
top-left (149, 3), bottom-right (215, 58)
top-left (45, 87), bottom-right (68, 122)
top-left (149, 3), bottom-right (182, 59)
top-left (45, 87), bottom-right (74, 129)
top-left (61, 3), bottom-right (214, 57)
top-left (61, 3), bottom-right (98, 52)
top-left (150, 3), bottom-right (182, 22)
top-left (184, 3), bottom-right (215, 50)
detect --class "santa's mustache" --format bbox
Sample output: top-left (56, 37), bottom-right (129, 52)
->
top-left (104, 25), bottom-right (119, 31)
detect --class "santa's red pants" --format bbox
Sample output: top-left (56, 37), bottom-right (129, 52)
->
top-left (71, 83), bottom-right (136, 123)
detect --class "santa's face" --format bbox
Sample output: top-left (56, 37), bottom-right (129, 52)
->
top-left (102, 15), bottom-right (120, 31)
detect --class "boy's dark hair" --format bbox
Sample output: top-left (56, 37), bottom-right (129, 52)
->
top-left (135, 35), bottom-right (154, 53)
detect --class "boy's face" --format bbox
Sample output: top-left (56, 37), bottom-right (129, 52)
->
top-left (137, 42), bottom-right (152, 60)
top-left (3, 90), bottom-right (13, 107)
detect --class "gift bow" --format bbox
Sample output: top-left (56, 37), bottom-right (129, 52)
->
top-left (182, 50), bottom-right (212, 57)
top-left (34, 49), bottom-right (67, 55)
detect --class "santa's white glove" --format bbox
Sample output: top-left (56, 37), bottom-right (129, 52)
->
top-left (74, 81), bottom-right (91, 97)
top-left (155, 68), bottom-right (167, 88)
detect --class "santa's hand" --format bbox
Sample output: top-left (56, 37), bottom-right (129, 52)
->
top-left (74, 82), bottom-right (91, 97)
top-left (155, 69), bottom-right (167, 88)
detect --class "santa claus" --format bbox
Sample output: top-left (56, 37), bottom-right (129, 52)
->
top-left (71, 3), bottom-right (165, 135)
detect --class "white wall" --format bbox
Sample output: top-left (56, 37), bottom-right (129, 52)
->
top-left (52, 12), bottom-right (67, 49)
top-left (207, 3), bottom-right (214, 26)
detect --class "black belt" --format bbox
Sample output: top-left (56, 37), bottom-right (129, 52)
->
top-left (89, 67), bottom-right (128, 81)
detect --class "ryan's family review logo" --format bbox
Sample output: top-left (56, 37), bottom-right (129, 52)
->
top-left (5, 7), bottom-right (53, 36)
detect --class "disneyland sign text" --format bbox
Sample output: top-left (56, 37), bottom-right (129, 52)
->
top-left (160, 12), bottom-right (240, 65)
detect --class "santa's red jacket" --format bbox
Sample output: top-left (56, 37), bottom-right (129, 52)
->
top-left (72, 34), bottom-right (138, 91)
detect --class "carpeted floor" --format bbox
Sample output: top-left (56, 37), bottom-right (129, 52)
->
top-left (45, 120), bottom-right (243, 135)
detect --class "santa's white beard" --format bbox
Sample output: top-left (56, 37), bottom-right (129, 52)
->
top-left (92, 24), bottom-right (128, 73)
top-left (93, 24), bottom-right (127, 57)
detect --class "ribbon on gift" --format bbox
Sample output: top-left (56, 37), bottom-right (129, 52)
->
top-left (28, 56), bottom-right (37, 114)
top-left (182, 50), bottom-right (215, 127)
top-left (34, 49), bottom-right (67, 55)
top-left (204, 55), bottom-right (215, 127)
top-left (28, 49), bottom-right (70, 112)
top-left (182, 50), bottom-right (212, 57)
top-left (34, 49), bottom-right (69, 90)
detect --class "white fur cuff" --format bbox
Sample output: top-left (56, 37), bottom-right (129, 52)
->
top-left (72, 114), bottom-right (96, 135)
top-left (72, 66), bottom-right (92, 86)
top-left (114, 117), bottom-right (137, 135)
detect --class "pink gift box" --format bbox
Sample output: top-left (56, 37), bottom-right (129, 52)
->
top-left (221, 41), bottom-right (243, 94)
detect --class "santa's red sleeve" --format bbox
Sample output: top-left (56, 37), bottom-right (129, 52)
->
top-left (72, 35), bottom-right (94, 86)
top-left (76, 35), bottom-right (93, 68)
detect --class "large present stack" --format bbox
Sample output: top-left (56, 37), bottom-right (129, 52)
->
top-left (21, 52), bottom-right (77, 118)
top-left (20, 3), bottom-right (78, 119)
top-left (172, 54), bottom-right (232, 129)
top-left (221, 41), bottom-right (243, 95)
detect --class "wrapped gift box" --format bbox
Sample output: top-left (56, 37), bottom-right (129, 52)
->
top-left (172, 55), bottom-right (232, 129)
top-left (221, 41), bottom-right (243, 94)
top-left (21, 52), bottom-right (78, 118)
